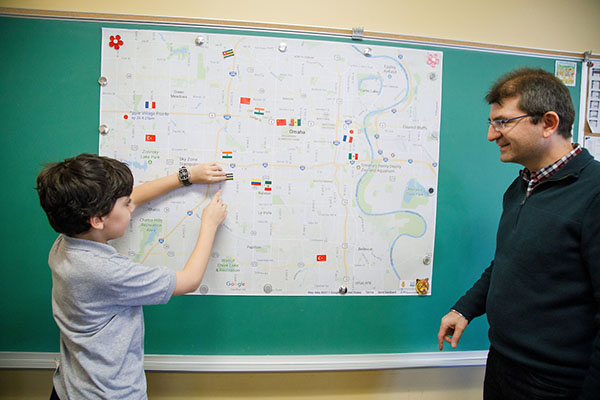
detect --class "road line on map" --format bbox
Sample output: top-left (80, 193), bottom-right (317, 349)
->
top-left (140, 188), bottom-right (211, 263)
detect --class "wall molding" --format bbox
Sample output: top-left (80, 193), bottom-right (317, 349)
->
top-left (1, 7), bottom-right (596, 61)
top-left (0, 351), bottom-right (487, 372)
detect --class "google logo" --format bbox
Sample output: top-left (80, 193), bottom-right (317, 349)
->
top-left (226, 281), bottom-right (246, 288)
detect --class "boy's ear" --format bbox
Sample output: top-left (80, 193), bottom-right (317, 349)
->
top-left (89, 215), bottom-right (105, 230)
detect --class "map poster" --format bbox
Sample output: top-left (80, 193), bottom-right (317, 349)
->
top-left (100, 28), bottom-right (442, 295)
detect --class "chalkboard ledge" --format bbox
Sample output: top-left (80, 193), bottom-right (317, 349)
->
top-left (0, 351), bottom-right (488, 372)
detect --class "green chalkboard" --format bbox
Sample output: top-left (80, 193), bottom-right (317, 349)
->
top-left (0, 15), bottom-right (582, 356)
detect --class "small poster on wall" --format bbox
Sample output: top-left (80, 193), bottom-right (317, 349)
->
top-left (555, 60), bottom-right (577, 87)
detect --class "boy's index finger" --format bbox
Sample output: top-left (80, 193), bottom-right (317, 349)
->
top-left (207, 163), bottom-right (221, 172)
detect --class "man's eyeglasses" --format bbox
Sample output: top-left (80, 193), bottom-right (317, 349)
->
top-left (488, 114), bottom-right (536, 132)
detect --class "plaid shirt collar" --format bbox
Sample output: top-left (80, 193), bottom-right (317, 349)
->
top-left (520, 144), bottom-right (582, 195)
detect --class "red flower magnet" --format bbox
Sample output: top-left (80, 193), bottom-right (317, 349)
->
top-left (109, 35), bottom-right (124, 50)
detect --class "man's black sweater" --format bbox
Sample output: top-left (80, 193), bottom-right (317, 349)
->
top-left (453, 148), bottom-right (600, 396)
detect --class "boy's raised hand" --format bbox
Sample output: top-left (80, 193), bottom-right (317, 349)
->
top-left (173, 190), bottom-right (228, 296)
top-left (202, 190), bottom-right (227, 229)
top-left (189, 163), bottom-right (227, 184)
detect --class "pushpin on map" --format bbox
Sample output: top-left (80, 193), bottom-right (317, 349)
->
top-left (98, 76), bottom-right (108, 87)
top-left (195, 36), bottom-right (205, 46)
top-left (362, 47), bottom-right (372, 57)
top-left (98, 124), bottom-right (110, 135)
top-left (339, 286), bottom-right (348, 294)
top-left (279, 42), bottom-right (287, 52)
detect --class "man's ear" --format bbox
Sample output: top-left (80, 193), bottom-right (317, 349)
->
top-left (89, 215), bottom-right (104, 230)
top-left (541, 111), bottom-right (560, 138)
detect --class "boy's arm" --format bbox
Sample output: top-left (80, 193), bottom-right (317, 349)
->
top-left (173, 190), bottom-right (227, 295)
top-left (130, 163), bottom-right (226, 210)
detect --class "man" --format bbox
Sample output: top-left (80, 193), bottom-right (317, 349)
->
top-left (437, 67), bottom-right (600, 399)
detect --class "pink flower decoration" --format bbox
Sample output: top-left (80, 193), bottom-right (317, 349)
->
top-left (427, 54), bottom-right (440, 68)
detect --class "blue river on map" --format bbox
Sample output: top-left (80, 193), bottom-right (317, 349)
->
top-left (351, 45), bottom-right (428, 281)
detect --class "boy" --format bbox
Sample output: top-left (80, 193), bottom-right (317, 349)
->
top-left (35, 153), bottom-right (228, 399)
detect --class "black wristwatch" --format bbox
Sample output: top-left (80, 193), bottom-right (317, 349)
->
top-left (178, 166), bottom-right (192, 186)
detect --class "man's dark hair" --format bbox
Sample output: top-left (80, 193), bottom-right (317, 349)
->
top-left (35, 153), bottom-right (134, 236)
top-left (485, 67), bottom-right (575, 138)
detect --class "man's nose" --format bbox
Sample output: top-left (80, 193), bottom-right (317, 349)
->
top-left (488, 125), bottom-right (501, 142)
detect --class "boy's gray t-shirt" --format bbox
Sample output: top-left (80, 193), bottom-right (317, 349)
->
top-left (49, 234), bottom-right (177, 400)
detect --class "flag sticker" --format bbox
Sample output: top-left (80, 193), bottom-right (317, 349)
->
top-left (348, 153), bottom-right (358, 160)
top-left (226, 173), bottom-right (234, 180)
top-left (222, 151), bottom-right (233, 159)
top-left (264, 180), bottom-right (272, 191)
top-left (145, 134), bottom-right (156, 142)
top-left (254, 107), bottom-right (265, 115)
top-left (343, 135), bottom-right (354, 143)
top-left (276, 119), bottom-right (286, 126)
top-left (289, 118), bottom-right (301, 126)
top-left (316, 255), bottom-right (327, 262)
top-left (223, 49), bottom-right (234, 58)
top-left (145, 101), bottom-right (156, 109)
top-left (240, 97), bottom-right (251, 105)
top-left (251, 179), bottom-right (261, 186)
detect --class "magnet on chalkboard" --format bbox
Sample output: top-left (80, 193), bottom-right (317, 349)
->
top-left (339, 286), bottom-right (348, 294)
top-left (352, 26), bottom-right (364, 41)
top-left (98, 124), bottom-right (110, 135)
top-left (98, 76), bottom-right (108, 87)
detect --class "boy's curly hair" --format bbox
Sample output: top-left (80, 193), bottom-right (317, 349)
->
top-left (36, 154), bottom-right (134, 236)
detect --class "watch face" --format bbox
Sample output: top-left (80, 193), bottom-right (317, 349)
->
top-left (179, 167), bottom-right (191, 184)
